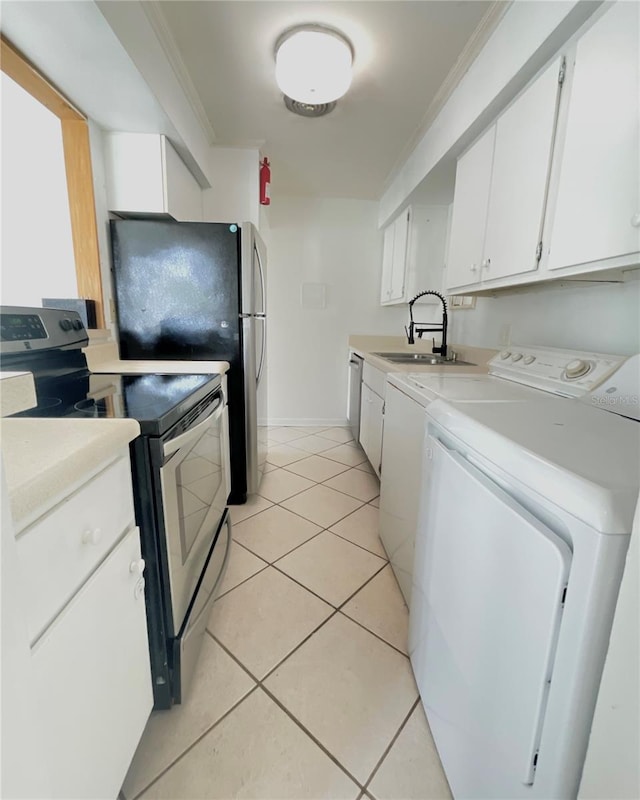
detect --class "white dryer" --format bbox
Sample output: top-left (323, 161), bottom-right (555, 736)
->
top-left (379, 345), bottom-right (626, 607)
top-left (409, 356), bottom-right (640, 799)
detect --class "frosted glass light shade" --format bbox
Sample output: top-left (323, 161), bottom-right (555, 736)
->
top-left (275, 29), bottom-right (353, 105)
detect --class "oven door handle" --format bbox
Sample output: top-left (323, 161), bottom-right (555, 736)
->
top-left (163, 397), bottom-right (224, 459)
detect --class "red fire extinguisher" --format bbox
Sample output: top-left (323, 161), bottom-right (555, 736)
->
top-left (259, 157), bottom-right (271, 206)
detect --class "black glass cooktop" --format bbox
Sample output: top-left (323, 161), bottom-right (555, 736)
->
top-left (13, 371), bottom-right (221, 437)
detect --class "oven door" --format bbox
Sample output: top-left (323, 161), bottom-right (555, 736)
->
top-left (160, 391), bottom-right (227, 632)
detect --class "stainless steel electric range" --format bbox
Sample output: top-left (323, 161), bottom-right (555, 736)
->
top-left (0, 306), bottom-right (231, 708)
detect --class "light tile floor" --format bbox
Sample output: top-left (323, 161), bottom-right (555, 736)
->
top-left (122, 426), bottom-right (451, 800)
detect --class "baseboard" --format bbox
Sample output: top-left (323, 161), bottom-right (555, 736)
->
top-left (266, 418), bottom-right (349, 428)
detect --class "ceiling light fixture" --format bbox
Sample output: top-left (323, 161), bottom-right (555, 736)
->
top-left (275, 25), bottom-right (353, 106)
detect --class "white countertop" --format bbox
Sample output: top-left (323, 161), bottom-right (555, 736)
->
top-left (0, 371), bottom-right (37, 417)
top-left (0, 418), bottom-right (140, 532)
top-left (84, 341), bottom-right (229, 376)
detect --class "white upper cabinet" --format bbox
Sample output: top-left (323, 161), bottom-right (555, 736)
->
top-left (544, 2), bottom-right (640, 272)
top-left (447, 126), bottom-right (495, 288)
top-left (380, 205), bottom-right (449, 304)
top-left (380, 208), bottom-right (410, 304)
top-left (104, 133), bottom-right (203, 221)
top-left (482, 58), bottom-right (561, 281)
top-left (445, 1), bottom-right (640, 293)
top-left (447, 59), bottom-right (561, 291)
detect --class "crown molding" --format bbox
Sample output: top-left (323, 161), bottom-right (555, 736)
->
top-left (141, 1), bottom-right (217, 145)
top-left (383, 0), bottom-right (511, 193)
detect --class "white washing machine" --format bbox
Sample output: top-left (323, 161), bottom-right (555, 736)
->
top-left (409, 355), bottom-right (640, 799)
top-left (379, 345), bottom-right (627, 607)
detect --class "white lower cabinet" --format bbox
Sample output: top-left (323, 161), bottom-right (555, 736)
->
top-left (378, 383), bottom-right (426, 606)
top-left (31, 526), bottom-right (152, 799)
top-left (359, 364), bottom-right (386, 476)
top-left (359, 383), bottom-right (385, 477)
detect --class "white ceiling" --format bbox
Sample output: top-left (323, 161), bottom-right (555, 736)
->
top-left (155, 1), bottom-right (497, 200)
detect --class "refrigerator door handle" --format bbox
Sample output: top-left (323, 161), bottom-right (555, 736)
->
top-left (254, 242), bottom-right (266, 316)
top-left (257, 320), bottom-right (266, 385)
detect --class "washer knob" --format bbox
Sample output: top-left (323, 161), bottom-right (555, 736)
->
top-left (72, 319), bottom-right (83, 331)
top-left (523, 355), bottom-right (536, 365)
top-left (511, 353), bottom-right (523, 362)
top-left (565, 359), bottom-right (591, 379)
top-left (59, 319), bottom-right (72, 332)
top-left (500, 351), bottom-right (511, 360)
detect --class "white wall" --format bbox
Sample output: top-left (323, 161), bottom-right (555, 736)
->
top-left (0, 73), bottom-right (78, 308)
top-left (450, 279), bottom-right (640, 356)
top-left (203, 148), bottom-right (260, 226)
top-left (266, 196), bottom-right (440, 425)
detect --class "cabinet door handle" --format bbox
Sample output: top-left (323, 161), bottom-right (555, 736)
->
top-left (129, 558), bottom-right (146, 576)
top-left (482, 258), bottom-right (491, 270)
top-left (82, 528), bottom-right (102, 545)
top-left (631, 212), bottom-right (640, 228)
top-left (470, 263), bottom-right (478, 272)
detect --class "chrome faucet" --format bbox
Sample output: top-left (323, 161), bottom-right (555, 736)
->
top-left (405, 290), bottom-right (448, 358)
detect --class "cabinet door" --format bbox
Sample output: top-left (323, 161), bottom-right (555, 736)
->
top-left (360, 384), bottom-right (384, 476)
top-left (379, 384), bottom-right (426, 604)
top-left (546, 2), bottom-right (640, 271)
top-left (446, 126), bottom-right (495, 289)
top-left (482, 59), bottom-right (562, 281)
top-left (380, 223), bottom-right (395, 304)
top-left (163, 138), bottom-right (203, 222)
top-left (31, 528), bottom-right (152, 799)
top-left (388, 209), bottom-right (410, 301)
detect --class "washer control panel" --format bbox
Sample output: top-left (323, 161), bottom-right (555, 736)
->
top-left (489, 345), bottom-right (628, 397)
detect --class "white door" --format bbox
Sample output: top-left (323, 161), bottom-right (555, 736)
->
top-left (482, 59), bottom-right (562, 282)
top-left (410, 436), bottom-right (571, 799)
top-left (546, 2), bottom-right (640, 271)
top-left (446, 125), bottom-right (496, 289)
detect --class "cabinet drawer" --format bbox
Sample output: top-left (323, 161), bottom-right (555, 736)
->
top-left (31, 527), bottom-right (152, 800)
top-left (363, 362), bottom-right (386, 399)
top-left (17, 455), bottom-right (135, 642)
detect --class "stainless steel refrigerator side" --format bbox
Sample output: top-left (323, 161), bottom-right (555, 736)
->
top-left (242, 315), bottom-right (259, 494)
top-left (240, 222), bottom-right (268, 495)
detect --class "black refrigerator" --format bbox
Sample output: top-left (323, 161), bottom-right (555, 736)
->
top-left (110, 219), bottom-right (267, 503)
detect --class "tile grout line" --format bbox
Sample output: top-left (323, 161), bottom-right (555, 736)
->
top-left (362, 697), bottom-right (422, 794)
top-left (336, 608), bottom-right (410, 661)
top-left (260, 683), bottom-right (367, 793)
top-left (127, 684), bottom-right (262, 800)
top-left (210, 611), bottom-right (338, 688)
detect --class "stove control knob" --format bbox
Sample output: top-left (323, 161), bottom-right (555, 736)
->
top-left (72, 319), bottom-right (83, 331)
top-left (565, 359), bottom-right (591, 379)
top-left (59, 319), bottom-right (72, 332)
top-left (500, 351), bottom-right (511, 360)
top-left (523, 355), bottom-right (536, 365)
top-left (511, 353), bottom-right (523, 362)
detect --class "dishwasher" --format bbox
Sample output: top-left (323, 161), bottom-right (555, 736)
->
top-left (347, 352), bottom-right (364, 441)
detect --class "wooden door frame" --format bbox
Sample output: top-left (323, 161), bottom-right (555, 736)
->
top-left (1, 36), bottom-right (105, 326)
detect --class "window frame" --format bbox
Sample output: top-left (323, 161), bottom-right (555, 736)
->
top-left (1, 35), bottom-right (105, 326)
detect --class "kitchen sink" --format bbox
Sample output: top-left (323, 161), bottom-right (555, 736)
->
top-left (372, 352), bottom-right (476, 366)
